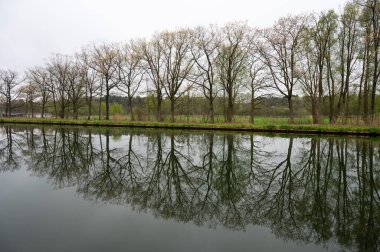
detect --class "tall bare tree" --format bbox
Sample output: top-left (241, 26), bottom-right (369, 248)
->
top-left (246, 28), bottom-right (268, 124)
top-left (356, 5), bottom-right (373, 123)
top-left (191, 25), bottom-right (221, 123)
top-left (139, 37), bottom-right (165, 121)
top-left (47, 54), bottom-right (71, 118)
top-left (323, 11), bottom-right (340, 123)
top-left (76, 59), bottom-right (98, 120)
top-left (117, 41), bottom-right (145, 121)
top-left (217, 22), bottom-right (250, 123)
top-left (301, 12), bottom-right (337, 123)
top-left (160, 29), bottom-right (195, 123)
top-left (356, 0), bottom-right (380, 121)
top-left (259, 15), bottom-right (308, 123)
top-left (336, 2), bottom-right (361, 122)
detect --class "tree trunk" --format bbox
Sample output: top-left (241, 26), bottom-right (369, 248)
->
top-left (317, 67), bottom-right (323, 124)
top-left (226, 103), bottom-right (233, 123)
top-left (52, 94), bottom-right (58, 118)
top-left (41, 95), bottom-right (46, 118)
top-left (223, 90), bottom-right (227, 122)
top-left (209, 99), bottom-right (214, 123)
top-left (98, 95), bottom-right (102, 120)
top-left (157, 95), bottom-right (162, 122)
top-left (370, 60), bottom-right (378, 122)
top-left (87, 96), bottom-right (92, 120)
top-left (363, 50), bottom-right (370, 123)
top-left (312, 99), bottom-right (318, 124)
top-left (358, 71), bottom-right (363, 124)
top-left (60, 101), bottom-right (65, 119)
top-left (73, 102), bottom-right (78, 120)
top-left (250, 90), bottom-right (255, 124)
top-left (288, 97), bottom-right (294, 124)
top-left (344, 88), bottom-right (349, 124)
top-left (170, 98), bottom-right (175, 123)
top-left (128, 97), bottom-right (134, 121)
top-left (226, 91), bottom-right (234, 123)
top-left (326, 45), bottom-right (335, 124)
top-left (105, 88), bottom-right (110, 120)
top-left (8, 98), bottom-right (11, 117)
top-left (30, 99), bottom-right (34, 118)
top-left (24, 100), bottom-right (27, 117)
top-left (361, 40), bottom-right (370, 123)
top-left (370, 8), bottom-right (379, 122)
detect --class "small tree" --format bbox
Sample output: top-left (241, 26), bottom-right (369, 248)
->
top-left (26, 67), bottom-right (50, 118)
top-left (19, 82), bottom-right (39, 117)
top-left (0, 69), bottom-right (21, 117)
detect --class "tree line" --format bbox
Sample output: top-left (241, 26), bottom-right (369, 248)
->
top-left (0, 0), bottom-right (379, 124)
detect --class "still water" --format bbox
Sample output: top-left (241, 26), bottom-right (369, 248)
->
top-left (0, 125), bottom-right (378, 252)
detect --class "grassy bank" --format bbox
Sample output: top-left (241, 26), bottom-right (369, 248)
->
top-left (1, 117), bottom-right (380, 136)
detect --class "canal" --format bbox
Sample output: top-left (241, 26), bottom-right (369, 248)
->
top-left (0, 125), bottom-right (378, 251)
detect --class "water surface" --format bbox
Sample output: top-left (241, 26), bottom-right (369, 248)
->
top-left (0, 125), bottom-right (379, 252)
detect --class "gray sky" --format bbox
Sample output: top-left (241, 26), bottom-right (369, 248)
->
top-left (0, 0), bottom-right (347, 72)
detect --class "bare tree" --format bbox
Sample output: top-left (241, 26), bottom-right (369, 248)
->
top-left (67, 60), bottom-right (85, 119)
top-left (336, 2), bottom-right (361, 122)
top-left (139, 37), bottom-right (165, 121)
top-left (117, 41), bottom-right (145, 121)
top-left (323, 11), bottom-right (340, 123)
top-left (76, 57), bottom-right (98, 120)
top-left (357, 5), bottom-right (373, 123)
top-left (300, 31), bottom-right (320, 123)
top-left (46, 54), bottom-right (71, 118)
top-left (246, 29), bottom-right (269, 124)
top-left (300, 12), bottom-right (337, 124)
top-left (81, 43), bottom-right (120, 120)
top-left (217, 22), bottom-right (250, 123)
top-left (0, 69), bottom-right (21, 117)
top-left (19, 82), bottom-right (38, 117)
top-left (356, 0), bottom-right (380, 121)
top-left (259, 15), bottom-right (308, 123)
top-left (191, 25), bottom-right (221, 123)
top-left (26, 67), bottom-right (50, 118)
top-left (160, 29), bottom-right (195, 123)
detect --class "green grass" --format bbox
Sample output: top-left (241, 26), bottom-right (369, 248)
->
top-left (1, 117), bottom-right (380, 136)
top-left (106, 115), bottom-right (319, 125)
top-left (89, 114), bottom-right (372, 126)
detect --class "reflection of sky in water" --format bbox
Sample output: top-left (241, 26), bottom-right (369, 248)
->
top-left (0, 125), bottom-right (377, 252)
top-left (0, 170), bottom-right (333, 252)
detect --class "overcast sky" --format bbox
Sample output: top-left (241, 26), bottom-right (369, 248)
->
top-left (0, 0), bottom-right (347, 72)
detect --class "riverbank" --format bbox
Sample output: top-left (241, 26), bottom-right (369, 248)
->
top-left (1, 117), bottom-right (380, 136)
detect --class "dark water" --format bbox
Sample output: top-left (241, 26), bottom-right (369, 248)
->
top-left (0, 125), bottom-right (379, 252)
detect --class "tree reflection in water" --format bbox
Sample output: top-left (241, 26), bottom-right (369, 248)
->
top-left (0, 126), bottom-right (379, 251)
